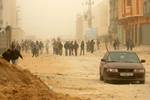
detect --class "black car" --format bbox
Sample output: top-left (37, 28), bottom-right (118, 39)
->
top-left (99, 51), bottom-right (146, 84)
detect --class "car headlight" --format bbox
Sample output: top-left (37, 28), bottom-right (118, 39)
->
top-left (134, 69), bottom-right (145, 73)
top-left (106, 68), bottom-right (118, 72)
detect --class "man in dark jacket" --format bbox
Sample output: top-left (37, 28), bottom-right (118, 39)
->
top-left (80, 41), bottom-right (85, 56)
top-left (10, 47), bottom-right (23, 64)
top-left (126, 39), bottom-right (134, 51)
top-left (90, 40), bottom-right (95, 53)
top-left (64, 41), bottom-right (69, 56)
top-left (2, 49), bottom-right (11, 62)
top-left (58, 41), bottom-right (63, 56)
top-left (74, 41), bottom-right (79, 56)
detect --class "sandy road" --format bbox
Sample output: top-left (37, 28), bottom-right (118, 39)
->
top-left (19, 48), bottom-right (150, 100)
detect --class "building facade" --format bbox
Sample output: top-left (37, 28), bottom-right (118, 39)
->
top-left (144, 0), bottom-right (150, 16)
top-left (0, 0), bottom-right (3, 27)
top-left (109, 0), bottom-right (118, 39)
top-left (76, 0), bottom-right (109, 41)
top-left (118, 0), bottom-right (150, 45)
top-left (0, 0), bottom-right (23, 53)
top-left (76, 15), bottom-right (84, 41)
top-left (92, 1), bottom-right (109, 37)
top-left (109, 0), bottom-right (126, 44)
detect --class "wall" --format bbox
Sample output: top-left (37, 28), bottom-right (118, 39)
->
top-left (118, 0), bottom-right (144, 19)
top-left (92, 1), bottom-right (109, 36)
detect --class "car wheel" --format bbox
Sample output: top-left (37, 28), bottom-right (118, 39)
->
top-left (99, 67), bottom-right (103, 81)
top-left (103, 71), bottom-right (107, 83)
top-left (100, 74), bottom-right (103, 81)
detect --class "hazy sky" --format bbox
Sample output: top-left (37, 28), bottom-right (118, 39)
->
top-left (17, 0), bottom-right (101, 39)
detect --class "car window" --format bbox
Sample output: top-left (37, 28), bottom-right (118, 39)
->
top-left (107, 52), bottom-right (140, 63)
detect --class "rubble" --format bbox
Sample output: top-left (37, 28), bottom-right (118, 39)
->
top-left (0, 59), bottom-right (87, 100)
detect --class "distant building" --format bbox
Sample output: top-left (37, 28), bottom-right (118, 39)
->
top-left (109, 0), bottom-right (118, 39)
top-left (92, 1), bottom-right (109, 37)
top-left (76, 14), bottom-right (84, 41)
top-left (118, 0), bottom-right (150, 45)
top-left (0, 0), bottom-right (23, 53)
top-left (109, 0), bottom-right (125, 44)
top-left (144, 0), bottom-right (150, 16)
top-left (76, 0), bottom-right (109, 40)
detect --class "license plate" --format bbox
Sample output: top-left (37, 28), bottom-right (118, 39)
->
top-left (120, 73), bottom-right (133, 76)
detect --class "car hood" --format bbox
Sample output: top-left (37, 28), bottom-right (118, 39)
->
top-left (106, 62), bottom-right (144, 69)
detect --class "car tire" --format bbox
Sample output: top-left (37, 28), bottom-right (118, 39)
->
top-left (100, 74), bottom-right (103, 81)
top-left (99, 67), bottom-right (103, 81)
top-left (103, 71), bottom-right (107, 83)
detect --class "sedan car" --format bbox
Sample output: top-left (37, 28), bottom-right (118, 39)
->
top-left (99, 51), bottom-right (145, 84)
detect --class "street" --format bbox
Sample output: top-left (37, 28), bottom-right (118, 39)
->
top-left (19, 46), bottom-right (150, 100)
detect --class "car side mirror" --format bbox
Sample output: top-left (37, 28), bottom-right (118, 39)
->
top-left (141, 59), bottom-right (146, 63)
top-left (101, 59), bottom-right (106, 62)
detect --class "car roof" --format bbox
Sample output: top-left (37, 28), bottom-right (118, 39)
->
top-left (107, 51), bottom-right (136, 53)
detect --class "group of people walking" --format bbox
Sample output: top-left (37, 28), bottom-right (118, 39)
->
top-left (113, 38), bottom-right (134, 51)
top-left (21, 40), bottom-right (50, 57)
top-left (52, 39), bottom-right (97, 56)
top-left (1, 37), bottom-right (137, 65)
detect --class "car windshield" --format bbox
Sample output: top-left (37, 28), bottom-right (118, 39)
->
top-left (107, 52), bottom-right (140, 63)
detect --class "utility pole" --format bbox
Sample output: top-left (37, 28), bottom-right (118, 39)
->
top-left (86, 0), bottom-right (94, 28)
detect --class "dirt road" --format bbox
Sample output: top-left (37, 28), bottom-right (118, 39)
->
top-left (19, 48), bottom-right (150, 100)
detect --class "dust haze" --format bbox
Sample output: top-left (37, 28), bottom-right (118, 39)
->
top-left (17, 0), bottom-right (102, 39)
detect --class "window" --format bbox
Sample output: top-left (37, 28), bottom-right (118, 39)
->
top-left (144, 1), bottom-right (150, 16)
top-left (127, 0), bottom-right (131, 6)
top-left (107, 52), bottom-right (140, 63)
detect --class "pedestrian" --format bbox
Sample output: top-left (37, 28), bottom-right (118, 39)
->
top-left (45, 41), bottom-right (50, 54)
top-left (86, 40), bottom-right (90, 52)
top-left (74, 41), bottom-right (79, 56)
top-left (52, 39), bottom-right (57, 55)
top-left (64, 41), bottom-right (69, 56)
top-left (90, 40), bottom-right (95, 53)
top-left (80, 41), bottom-right (85, 56)
top-left (71, 41), bottom-right (74, 56)
top-left (2, 49), bottom-right (11, 62)
top-left (35, 41), bottom-right (40, 57)
top-left (68, 41), bottom-right (73, 56)
top-left (113, 40), bottom-right (117, 50)
top-left (96, 39), bottom-right (100, 50)
top-left (126, 39), bottom-right (134, 51)
top-left (39, 41), bottom-right (44, 54)
top-left (58, 41), bottom-right (63, 56)
top-left (10, 46), bottom-right (23, 64)
top-left (113, 38), bottom-right (120, 50)
top-left (31, 42), bottom-right (37, 57)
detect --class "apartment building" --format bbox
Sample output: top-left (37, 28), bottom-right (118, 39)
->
top-left (118, 0), bottom-right (150, 45)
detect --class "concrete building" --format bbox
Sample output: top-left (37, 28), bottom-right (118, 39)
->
top-left (118, 0), bottom-right (150, 45)
top-left (92, 1), bottom-right (109, 37)
top-left (76, 0), bottom-right (109, 40)
top-left (0, 0), bottom-right (23, 53)
top-left (109, 0), bottom-right (126, 44)
top-left (0, 0), bottom-right (11, 53)
top-left (109, 0), bottom-right (118, 39)
top-left (0, 0), bottom-right (23, 40)
top-left (76, 14), bottom-right (84, 41)
top-left (144, 0), bottom-right (150, 16)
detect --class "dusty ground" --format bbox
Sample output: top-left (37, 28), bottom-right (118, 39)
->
top-left (0, 59), bottom-right (86, 100)
top-left (19, 46), bottom-right (150, 100)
